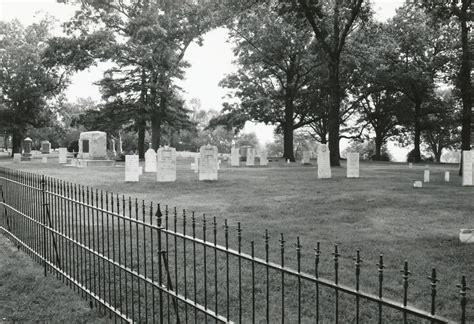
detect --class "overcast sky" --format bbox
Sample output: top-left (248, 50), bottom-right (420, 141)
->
top-left (0, 0), bottom-right (408, 159)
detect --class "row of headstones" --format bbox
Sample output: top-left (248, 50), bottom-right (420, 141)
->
top-left (229, 148), bottom-right (268, 167)
top-left (13, 148), bottom-right (69, 164)
top-left (317, 145), bottom-right (360, 179)
top-left (125, 145), bottom-right (220, 182)
top-left (413, 168), bottom-right (451, 188)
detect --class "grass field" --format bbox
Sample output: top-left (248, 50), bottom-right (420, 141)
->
top-left (0, 233), bottom-right (106, 322)
top-left (0, 154), bottom-right (472, 322)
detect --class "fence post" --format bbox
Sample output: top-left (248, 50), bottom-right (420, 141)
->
top-left (41, 175), bottom-right (47, 277)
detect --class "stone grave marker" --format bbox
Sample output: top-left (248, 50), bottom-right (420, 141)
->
top-left (231, 147), bottom-right (240, 167)
top-left (199, 145), bottom-right (218, 181)
top-left (462, 150), bottom-right (472, 186)
top-left (125, 155), bottom-right (140, 182)
top-left (413, 181), bottom-right (423, 188)
top-left (13, 153), bottom-right (21, 163)
top-left (145, 148), bottom-right (157, 172)
top-left (445, 171), bottom-right (450, 182)
top-left (302, 151), bottom-right (311, 164)
top-left (42, 156), bottom-right (48, 164)
top-left (194, 155), bottom-right (199, 173)
top-left (346, 153), bottom-right (360, 178)
top-left (246, 148), bottom-right (255, 166)
top-left (58, 148), bottom-right (67, 164)
top-left (424, 169), bottom-right (430, 182)
top-left (41, 140), bottom-right (51, 154)
top-left (157, 147), bottom-right (176, 182)
top-left (317, 144), bottom-right (331, 179)
top-left (459, 229), bottom-right (474, 243)
top-left (260, 150), bottom-right (268, 166)
top-left (409, 162), bottom-right (413, 169)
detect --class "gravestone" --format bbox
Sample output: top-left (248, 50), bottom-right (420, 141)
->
top-left (230, 147), bottom-right (240, 167)
top-left (41, 140), bottom-right (51, 154)
top-left (199, 144), bottom-right (218, 181)
top-left (145, 148), bottom-right (157, 173)
top-left (317, 144), bottom-right (331, 179)
top-left (58, 148), bottom-right (67, 164)
top-left (409, 162), bottom-right (413, 169)
top-left (125, 155), bottom-right (140, 182)
top-left (346, 153), bottom-right (360, 178)
top-left (302, 151), bottom-right (311, 164)
top-left (445, 171), bottom-right (450, 182)
top-left (78, 131), bottom-right (115, 167)
top-left (413, 181), bottom-right (423, 188)
top-left (13, 153), bottom-right (21, 163)
top-left (111, 139), bottom-right (117, 156)
top-left (459, 229), bottom-right (474, 243)
top-left (246, 148), bottom-right (255, 166)
top-left (42, 156), bottom-right (47, 164)
top-left (22, 137), bottom-right (32, 161)
top-left (157, 147), bottom-right (176, 182)
top-left (462, 150), bottom-right (472, 186)
top-left (260, 150), bottom-right (268, 166)
top-left (424, 169), bottom-right (430, 183)
top-left (194, 155), bottom-right (199, 173)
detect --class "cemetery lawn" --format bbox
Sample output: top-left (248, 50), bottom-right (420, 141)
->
top-left (0, 234), bottom-right (107, 322)
top-left (1, 155), bottom-right (473, 321)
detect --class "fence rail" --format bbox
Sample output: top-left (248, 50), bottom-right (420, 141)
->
top-left (0, 166), bottom-right (470, 323)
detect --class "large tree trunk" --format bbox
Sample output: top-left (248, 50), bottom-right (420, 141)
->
top-left (151, 111), bottom-right (161, 151)
top-left (413, 101), bottom-right (422, 163)
top-left (283, 90), bottom-right (295, 161)
top-left (11, 130), bottom-right (23, 156)
top-left (459, 7), bottom-right (472, 175)
top-left (328, 58), bottom-right (341, 166)
top-left (374, 132), bottom-right (383, 161)
top-left (137, 121), bottom-right (146, 159)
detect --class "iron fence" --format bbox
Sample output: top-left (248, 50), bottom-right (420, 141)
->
top-left (0, 166), bottom-right (470, 323)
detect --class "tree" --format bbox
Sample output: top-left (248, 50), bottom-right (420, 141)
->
top-left (54, 0), bottom-right (216, 157)
top-left (0, 19), bottom-right (70, 155)
top-left (384, 4), bottom-right (458, 162)
top-left (279, 0), bottom-right (369, 166)
top-left (421, 90), bottom-right (461, 162)
top-left (418, 0), bottom-right (472, 172)
top-left (216, 7), bottom-right (323, 161)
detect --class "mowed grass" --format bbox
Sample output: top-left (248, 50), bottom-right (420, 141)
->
top-left (0, 233), bottom-right (107, 322)
top-left (1, 154), bottom-right (473, 321)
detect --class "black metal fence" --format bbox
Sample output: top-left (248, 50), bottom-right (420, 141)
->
top-left (0, 166), bottom-right (470, 323)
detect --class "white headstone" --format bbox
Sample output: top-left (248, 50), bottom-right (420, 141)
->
top-left (79, 131), bottom-right (107, 160)
top-left (409, 162), bottom-right (413, 169)
top-left (260, 151), bottom-right (268, 166)
top-left (413, 181), bottom-right (423, 188)
top-left (424, 169), bottom-right (430, 183)
top-left (287, 159), bottom-right (290, 164)
top-left (42, 157), bottom-right (48, 164)
top-left (138, 166), bottom-right (143, 176)
top-left (231, 147), bottom-right (240, 167)
top-left (346, 153), bottom-right (360, 178)
top-left (157, 147), bottom-right (176, 182)
top-left (145, 148), bottom-right (157, 172)
top-left (317, 144), bottom-right (331, 179)
top-left (199, 145), bottom-right (218, 181)
top-left (302, 151), bottom-right (311, 164)
top-left (125, 155), bottom-right (139, 182)
top-left (13, 153), bottom-right (21, 163)
top-left (58, 147), bottom-right (67, 164)
top-left (246, 148), bottom-right (255, 166)
top-left (462, 151), bottom-right (472, 186)
top-left (459, 229), bottom-right (474, 243)
top-left (444, 171), bottom-right (450, 182)
top-left (194, 155), bottom-right (199, 173)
